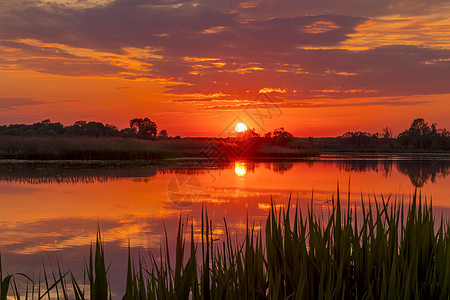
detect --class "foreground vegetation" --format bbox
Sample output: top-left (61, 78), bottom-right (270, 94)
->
top-left (1, 191), bottom-right (450, 299)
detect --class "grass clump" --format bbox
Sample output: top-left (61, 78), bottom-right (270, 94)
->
top-left (2, 191), bottom-right (450, 299)
top-left (123, 191), bottom-right (450, 299)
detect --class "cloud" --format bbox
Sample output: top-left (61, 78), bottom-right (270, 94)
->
top-left (17, 57), bottom-right (129, 76)
top-left (0, 39), bottom-right (154, 78)
top-left (162, 44), bottom-right (450, 101)
top-left (0, 98), bottom-right (43, 110)
top-left (201, 97), bottom-right (430, 110)
top-left (0, 0), bottom-right (449, 106)
top-left (0, 40), bottom-right (77, 58)
top-left (206, 0), bottom-right (450, 19)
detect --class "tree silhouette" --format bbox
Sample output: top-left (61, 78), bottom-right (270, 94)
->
top-left (397, 159), bottom-right (450, 187)
top-left (236, 128), bottom-right (260, 139)
top-left (397, 118), bottom-right (437, 149)
top-left (271, 128), bottom-right (293, 146)
top-left (158, 129), bottom-right (168, 139)
top-left (380, 127), bottom-right (394, 148)
top-left (341, 131), bottom-right (378, 148)
top-left (129, 118), bottom-right (157, 139)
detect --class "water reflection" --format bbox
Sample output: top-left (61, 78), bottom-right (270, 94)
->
top-left (167, 174), bottom-right (203, 208)
top-left (234, 162), bottom-right (247, 176)
top-left (334, 159), bottom-right (393, 176)
top-left (272, 162), bottom-right (294, 173)
top-left (0, 161), bottom-right (158, 183)
top-left (1, 156), bottom-right (450, 297)
top-left (331, 157), bottom-right (450, 188)
top-left (1, 158), bottom-right (450, 189)
top-left (396, 159), bottom-right (450, 188)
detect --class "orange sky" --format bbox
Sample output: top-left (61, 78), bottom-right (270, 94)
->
top-left (1, 0), bottom-right (450, 136)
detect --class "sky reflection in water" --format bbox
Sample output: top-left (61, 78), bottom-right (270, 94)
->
top-left (0, 157), bottom-right (449, 296)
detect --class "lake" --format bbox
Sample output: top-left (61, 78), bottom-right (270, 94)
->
top-left (1, 155), bottom-right (450, 297)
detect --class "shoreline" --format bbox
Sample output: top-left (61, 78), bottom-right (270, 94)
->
top-left (1, 151), bottom-right (450, 169)
top-left (1, 135), bottom-right (449, 162)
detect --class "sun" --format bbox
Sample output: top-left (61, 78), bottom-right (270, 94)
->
top-left (235, 122), bottom-right (248, 132)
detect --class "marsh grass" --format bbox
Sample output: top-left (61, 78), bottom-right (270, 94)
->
top-left (134, 192), bottom-right (449, 299)
top-left (0, 136), bottom-right (319, 161)
top-left (1, 191), bottom-right (450, 299)
top-left (0, 136), bottom-right (207, 160)
top-left (255, 144), bottom-right (320, 159)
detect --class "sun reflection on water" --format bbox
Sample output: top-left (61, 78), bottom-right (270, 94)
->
top-left (234, 162), bottom-right (247, 176)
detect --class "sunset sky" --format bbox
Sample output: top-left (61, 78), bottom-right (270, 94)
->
top-left (1, 0), bottom-right (449, 136)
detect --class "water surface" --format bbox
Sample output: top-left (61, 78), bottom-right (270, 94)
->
top-left (1, 155), bottom-right (449, 297)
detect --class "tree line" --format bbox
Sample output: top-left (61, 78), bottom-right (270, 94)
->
top-left (292, 118), bottom-right (449, 151)
top-left (0, 117), bottom-right (449, 150)
top-left (396, 118), bottom-right (450, 150)
top-left (233, 119), bottom-right (450, 150)
top-left (0, 118), bottom-right (174, 140)
top-left (337, 118), bottom-right (450, 150)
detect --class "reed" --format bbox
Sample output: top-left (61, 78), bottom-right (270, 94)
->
top-left (0, 136), bottom-right (205, 160)
top-left (1, 191), bottom-right (449, 299)
top-left (121, 191), bottom-right (450, 299)
top-left (0, 136), bottom-right (319, 161)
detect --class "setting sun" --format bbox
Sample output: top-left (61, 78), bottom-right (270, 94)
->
top-left (235, 122), bottom-right (248, 132)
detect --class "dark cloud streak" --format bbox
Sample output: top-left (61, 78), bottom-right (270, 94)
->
top-left (0, 98), bottom-right (43, 110)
